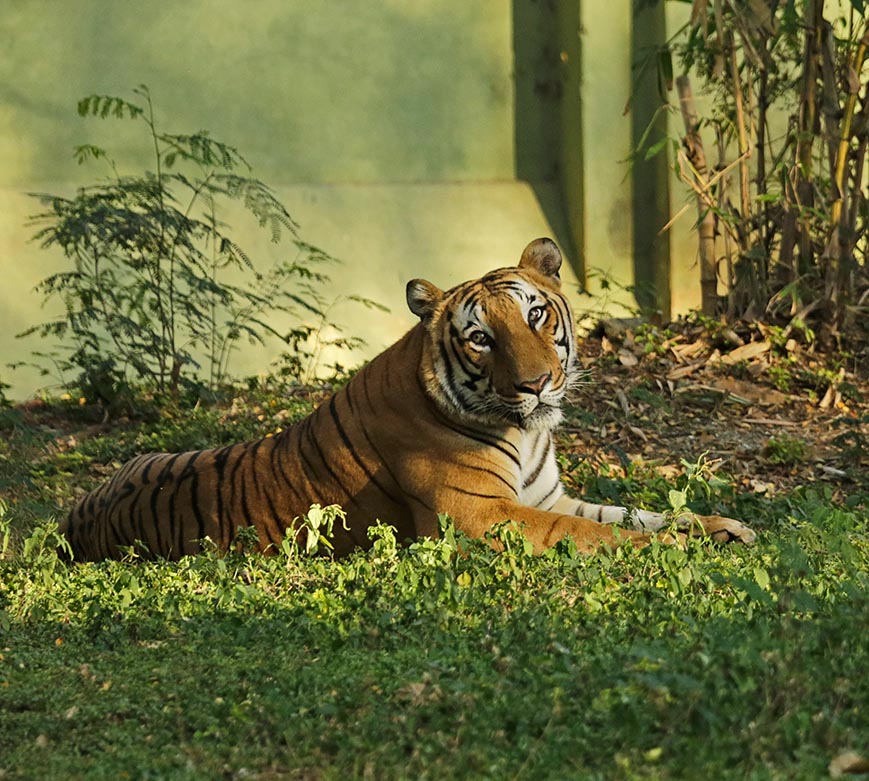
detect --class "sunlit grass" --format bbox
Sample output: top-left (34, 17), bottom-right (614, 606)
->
top-left (1, 507), bottom-right (866, 780)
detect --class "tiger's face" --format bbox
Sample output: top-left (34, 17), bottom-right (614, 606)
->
top-left (407, 238), bottom-right (582, 431)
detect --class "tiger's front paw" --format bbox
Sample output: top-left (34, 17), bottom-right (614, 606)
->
top-left (688, 514), bottom-right (756, 545)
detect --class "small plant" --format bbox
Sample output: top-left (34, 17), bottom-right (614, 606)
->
top-left (21, 86), bottom-right (375, 404)
top-left (666, 452), bottom-right (729, 520)
top-left (280, 503), bottom-right (349, 558)
top-left (232, 525), bottom-right (261, 555)
top-left (574, 267), bottom-right (644, 332)
top-left (766, 365), bottom-right (793, 393)
top-left (20, 520), bottom-right (73, 575)
top-left (633, 323), bottom-right (677, 357)
top-left (366, 520), bottom-right (400, 564)
top-left (271, 294), bottom-right (387, 385)
top-left (765, 435), bottom-right (809, 466)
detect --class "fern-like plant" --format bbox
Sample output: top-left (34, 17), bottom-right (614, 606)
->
top-left (22, 85), bottom-right (361, 404)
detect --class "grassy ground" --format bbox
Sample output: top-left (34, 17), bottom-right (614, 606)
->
top-left (1, 366), bottom-right (867, 780)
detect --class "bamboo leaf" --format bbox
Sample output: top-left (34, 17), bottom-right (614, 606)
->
top-left (644, 136), bottom-right (671, 161)
top-left (658, 48), bottom-right (674, 91)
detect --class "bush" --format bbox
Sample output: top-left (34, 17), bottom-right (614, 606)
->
top-left (20, 86), bottom-right (376, 406)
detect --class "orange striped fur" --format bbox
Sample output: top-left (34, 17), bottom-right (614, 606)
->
top-left (61, 239), bottom-right (754, 561)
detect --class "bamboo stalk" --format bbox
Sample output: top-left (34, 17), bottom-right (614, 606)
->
top-left (795, 0), bottom-right (824, 275)
top-left (830, 26), bottom-right (869, 228)
top-left (820, 21), bottom-right (841, 175)
top-left (756, 65), bottom-right (774, 274)
top-left (729, 38), bottom-right (752, 230)
top-left (676, 75), bottom-right (719, 315)
top-left (848, 134), bottom-right (867, 233)
top-left (824, 25), bottom-right (869, 324)
top-left (712, 0), bottom-right (726, 78)
top-left (716, 126), bottom-right (736, 319)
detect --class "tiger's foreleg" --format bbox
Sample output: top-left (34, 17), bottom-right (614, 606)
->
top-left (550, 495), bottom-right (668, 530)
top-left (550, 495), bottom-right (755, 544)
top-left (434, 497), bottom-right (655, 554)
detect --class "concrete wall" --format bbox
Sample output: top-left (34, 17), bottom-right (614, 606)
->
top-left (0, 1), bottom-right (689, 399)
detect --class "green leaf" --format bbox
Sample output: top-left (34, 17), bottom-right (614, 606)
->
top-left (668, 489), bottom-right (687, 512)
top-left (754, 567), bottom-right (770, 591)
top-left (644, 136), bottom-right (671, 161)
top-left (73, 144), bottom-right (107, 165)
top-left (77, 94), bottom-right (142, 120)
top-left (658, 48), bottom-right (674, 91)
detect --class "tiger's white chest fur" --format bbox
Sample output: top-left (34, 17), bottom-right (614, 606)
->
top-left (516, 428), bottom-right (562, 510)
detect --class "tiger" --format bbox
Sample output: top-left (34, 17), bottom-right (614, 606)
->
top-left (60, 238), bottom-right (755, 561)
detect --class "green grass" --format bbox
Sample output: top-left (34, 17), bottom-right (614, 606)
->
top-left (1, 511), bottom-right (867, 780)
top-left (0, 393), bottom-right (867, 780)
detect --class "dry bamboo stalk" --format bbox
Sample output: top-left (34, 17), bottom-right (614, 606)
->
top-left (676, 75), bottom-right (719, 315)
top-left (848, 134), bottom-right (867, 232)
top-left (716, 126), bottom-right (736, 317)
top-left (658, 151), bottom-right (750, 236)
top-left (756, 65), bottom-right (772, 279)
top-left (825, 24), bottom-right (869, 321)
top-left (831, 25), bottom-right (869, 227)
top-left (729, 38), bottom-right (752, 224)
top-left (676, 149), bottom-right (744, 248)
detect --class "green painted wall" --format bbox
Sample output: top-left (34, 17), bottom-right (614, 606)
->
top-left (0, 1), bottom-right (695, 399)
top-left (2, 1), bottom-right (522, 186)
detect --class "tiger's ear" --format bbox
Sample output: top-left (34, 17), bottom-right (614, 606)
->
top-left (519, 238), bottom-right (562, 281)
top-left (406, 278), bottom-right (444, 322)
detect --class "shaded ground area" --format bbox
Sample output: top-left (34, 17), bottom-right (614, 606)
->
top-left (563, 317), bottom-right (868, 505)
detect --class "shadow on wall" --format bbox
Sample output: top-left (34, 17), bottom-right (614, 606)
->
top-left (512, 0), bottom-right (581, 280)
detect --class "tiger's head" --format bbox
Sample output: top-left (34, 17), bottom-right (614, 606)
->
top-left (407, 238), bottom-right (582, 431)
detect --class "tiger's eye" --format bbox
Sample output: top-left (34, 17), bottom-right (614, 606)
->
top-left (528, 305), bottom-right (545, 325)
top-left (468, 330), bottom-right (492, 347)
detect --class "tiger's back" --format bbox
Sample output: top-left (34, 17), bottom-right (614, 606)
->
top-left (63, 327), bottom-right (439, 561)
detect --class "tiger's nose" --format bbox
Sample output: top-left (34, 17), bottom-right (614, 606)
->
top-left (516, 372), bottom-right (551, 396)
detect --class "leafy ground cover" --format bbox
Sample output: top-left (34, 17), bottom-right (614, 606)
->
top-left (0, 325), bottom-right (867, 780)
